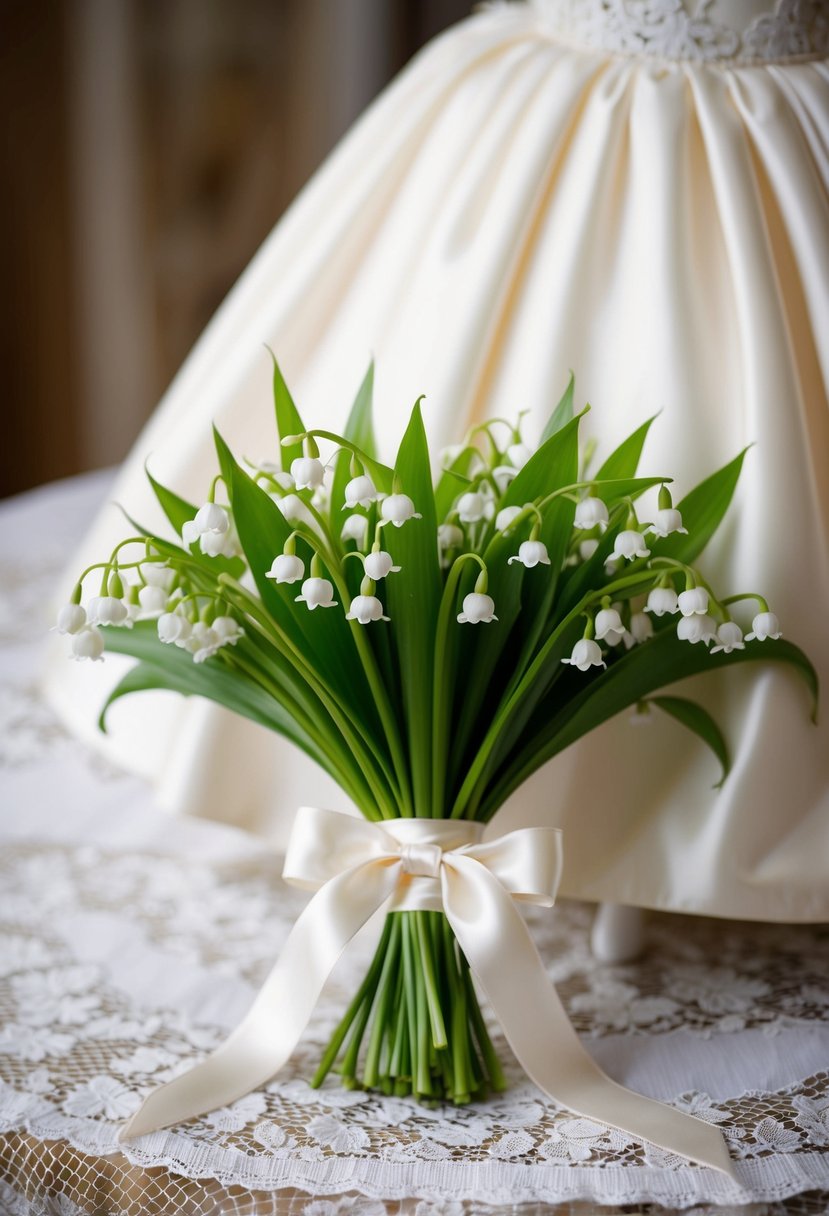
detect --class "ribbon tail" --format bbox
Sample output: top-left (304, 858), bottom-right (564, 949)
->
top-left (119, 858), bottom-right (400, 1141)
top-left (443, 856), bottom-right (738, 1180)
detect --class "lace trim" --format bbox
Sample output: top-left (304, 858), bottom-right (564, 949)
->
top-left (523, 0), bottom-right (829, 64)
top-left (1, 837), bottom-right (828, 1206)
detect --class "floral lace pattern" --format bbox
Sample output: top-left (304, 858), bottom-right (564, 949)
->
top-left (525, 0), bottom-right (829, 63)
top-left (1, 832), bottom-right (829, 1209)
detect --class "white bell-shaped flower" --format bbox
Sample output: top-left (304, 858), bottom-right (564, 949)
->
top-left (508, 540), bottom-right (551, 569)
top-left (578, 539), bottom-right (599, 561)
top-left (276, 493), bottom-right (311, 523)
top-left (344, 475), bottom-right (378, 509)
top-left (186, 621), bottom-right (222, 663)
top-left (594, 607), bottom-right (626, 644)
top-left (141, 564), bottom-right (175, 590)
top-left (212, 615), bottom-right (244, 646)
top-left (574, 497), bottom-right (609, 531)
top-left (182, 519), bottom-right (200, 546)
top-left (495, 506), bottom-right (522, 532)
top-left (380, 494), bottom-right (421, 528)
top-left (137, 585), bottom-right (168, 617)
top-left (561, 638), bottom-right (606, 672)
top-left (456, 492), bottom-right (486, 523)
top-left (457, 592), bottom-right (498, 624)
top-left (194, 502), bottom-right (229, 535)
top-left (677, 614), bottom-right (717, 645)
top-left (612, 530), bottom-right (650, 562)
top-left (341, 514), bottom-right (369, 545)
top-left (438, 523), bottom-right (464, 549)
top-left (507, 442), bottom-right (532, 469)
top-left (346, 594), bottom-right (389, 624)
top-left (55, 604), bottom-right (87, 635)
top-left (200, 527), bottom-right (239, 558)
top-left (629, 611), bottom-right (654, 643)
top-left (158, 612), bottom-right (192, 645)
top-left (711, 621), bottom-right (745, 654)
top-left (71, 626), bottom-right (105, 662)
top-left (266, 554), bottom-right (305, 584)
top-left (295, 577), bottom-right (338, 610)
top-left (647, 508), bottom-right (688, 538)
top-left (290, 456), bottom-right (325, 490)
top-left (645, 587), bottom-right (679, 616)
top-left (677, 587), bottom-right (709, 617)
top-left (190, 504), bottom-right (225, 535)
top-left (87, 595), bottom-right (129, 626)
top-left (364, 550), bottom-right (400, 580)
top-left (746, 611), bottom-right (782, 641)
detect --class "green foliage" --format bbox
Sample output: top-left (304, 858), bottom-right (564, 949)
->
top-left (87, 366), bottom-right (816, 830)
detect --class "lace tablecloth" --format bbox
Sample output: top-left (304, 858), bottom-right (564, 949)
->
top-left (1, 473), bottom-right (828, 1215)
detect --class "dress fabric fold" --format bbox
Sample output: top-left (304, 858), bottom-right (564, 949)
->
top-left (44, 0), bottom-right (829, 921)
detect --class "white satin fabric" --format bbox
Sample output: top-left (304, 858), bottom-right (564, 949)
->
top-left (44, 0), bottom-right (829, 921)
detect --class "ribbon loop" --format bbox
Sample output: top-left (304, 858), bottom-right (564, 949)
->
top-left (118, 809), bottom-right (737, 1181)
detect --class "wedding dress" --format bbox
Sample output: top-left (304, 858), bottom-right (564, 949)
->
top-left (45, 0), bottom-right (829, 922)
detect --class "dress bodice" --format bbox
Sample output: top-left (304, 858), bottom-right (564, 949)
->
top-left (526, 0), bottom-right (829, 63)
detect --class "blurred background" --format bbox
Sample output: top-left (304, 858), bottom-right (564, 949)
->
top-left (0, 0), bottom-right (469, 499)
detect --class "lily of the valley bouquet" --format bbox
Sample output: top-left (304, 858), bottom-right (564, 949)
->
top-left (58, 364), bottom-right (815, 1165)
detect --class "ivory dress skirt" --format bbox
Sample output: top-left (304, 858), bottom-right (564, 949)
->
top-left (45, 0), bottom-right (829, 921)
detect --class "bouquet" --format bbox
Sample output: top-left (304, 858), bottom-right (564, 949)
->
top-left (58, 362), bottom-right (815, 1119)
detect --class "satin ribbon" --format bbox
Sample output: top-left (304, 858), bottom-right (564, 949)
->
top-left (119, 809), bottom-right (735, 1177)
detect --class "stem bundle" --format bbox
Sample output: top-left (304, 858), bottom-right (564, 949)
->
top-left (312, 911), bottom-right (506, 1102)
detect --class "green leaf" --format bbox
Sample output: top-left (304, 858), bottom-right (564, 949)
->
top-left (502, 411), bottom-right (585, 509)
top-left (482, 632), bottom-right (818, 817)
top-left (434, 447), bottom-right (479, 523)
top-left (539, 372), bottom-right (575, 443)
top-left (647, 695), bottom-right (730, 787)
top-left (145, 465), bottom-right (197, 536)
top-left (270, 353), bottom-right (305, 472)
top-left (383, 399), bottom-right (442, 815)
top-left (330, 362), bottom-right (377, 520)
top-left (594, 415), bottom-right (658, 482)
top-left (649, 448), bottom-right (749, 566)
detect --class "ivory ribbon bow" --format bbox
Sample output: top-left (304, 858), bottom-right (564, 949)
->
top-left (120, 809), bottom-right (735, 1177)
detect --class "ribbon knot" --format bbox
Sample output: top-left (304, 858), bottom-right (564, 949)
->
top-left (117, 807), bottom-right (736, 1180)
top-left (400, 840), bottom-right (442, 878)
